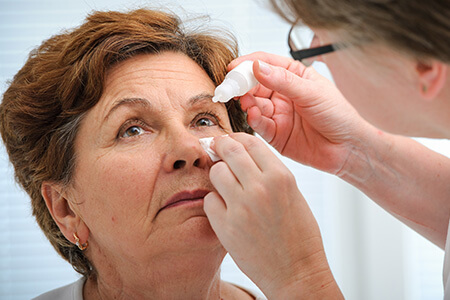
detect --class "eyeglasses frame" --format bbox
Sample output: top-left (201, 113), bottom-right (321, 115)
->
top-left (288, 24), bottom-right (336, 64)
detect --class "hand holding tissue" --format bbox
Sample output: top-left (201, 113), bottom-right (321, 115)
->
top-left (203, 133), bottom-right (332, 299)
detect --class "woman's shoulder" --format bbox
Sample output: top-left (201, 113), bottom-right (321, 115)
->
top-left (32, 277), bottom-right (85, 300)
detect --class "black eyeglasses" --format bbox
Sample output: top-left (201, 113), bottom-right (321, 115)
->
top-left (288, 24), bottom-right (337, 66)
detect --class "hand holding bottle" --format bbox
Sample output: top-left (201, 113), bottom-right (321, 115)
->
top-left (228, 52), bottom-right (377, 176)
top-left (227, 52), bottom-right (450, 252)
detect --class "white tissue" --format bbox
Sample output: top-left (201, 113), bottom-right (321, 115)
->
top-left (199, 137), bottom-right (221, 162)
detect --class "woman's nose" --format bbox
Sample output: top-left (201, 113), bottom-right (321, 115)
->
top-left (162, 131), bottom-right (210, 173)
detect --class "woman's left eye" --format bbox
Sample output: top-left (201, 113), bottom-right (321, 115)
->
top-left (196, 117), bottom-right (215, 127)
top-left (193, 113), bottom-right (219, 128)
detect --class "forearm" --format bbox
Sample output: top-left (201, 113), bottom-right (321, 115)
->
top-left (338, 127), bottom-right (450, 248)
top-left (263, 248), bottom-right (344, 299)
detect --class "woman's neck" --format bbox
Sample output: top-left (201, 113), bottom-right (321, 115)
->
top-left (84, 247), bottom-right (228, 299)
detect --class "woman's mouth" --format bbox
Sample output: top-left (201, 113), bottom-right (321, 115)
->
top-left (159, 189), bottom-right (210, 212)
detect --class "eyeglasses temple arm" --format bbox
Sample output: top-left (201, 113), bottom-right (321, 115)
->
top-left (290, 44), bottom-right (335, 61)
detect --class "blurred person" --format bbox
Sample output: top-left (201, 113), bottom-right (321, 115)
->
top-left (203, 0), bottom-right (450, 298)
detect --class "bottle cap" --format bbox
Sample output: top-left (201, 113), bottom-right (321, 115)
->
top-left (212, 78), bottom-right (239, 103)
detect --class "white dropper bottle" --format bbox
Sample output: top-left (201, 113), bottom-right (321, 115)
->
top-left (212, 60), bottom-right (258, 103)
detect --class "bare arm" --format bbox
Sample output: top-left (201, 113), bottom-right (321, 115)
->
top-left (230, 51), bottom-right (450, 247)
top-left (339, 130), bottom-right (450, 248)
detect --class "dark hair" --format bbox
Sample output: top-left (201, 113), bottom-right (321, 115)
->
top-left (0, 8), bottom-right (252, 277)
top-left (270, 0), bottom-right (450, 63)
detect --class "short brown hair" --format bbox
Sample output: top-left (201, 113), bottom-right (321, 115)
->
top-left (0, 8), bottom-right (252, 277)
top-left (270, 0), bottom-right (450, 63)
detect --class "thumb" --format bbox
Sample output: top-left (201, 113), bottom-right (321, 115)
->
top-left (203, 192), bottom-right (227, 232)
top-left (253, 60), bottom-right (318, 103)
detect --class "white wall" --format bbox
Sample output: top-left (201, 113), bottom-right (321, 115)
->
top-left (0, 0), bottom-right (447, 299)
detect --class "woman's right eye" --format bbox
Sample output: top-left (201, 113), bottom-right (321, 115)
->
top-left (122, 126), bottom-right (144, 138)
top-left (117, 119), bottom-right (148, 139)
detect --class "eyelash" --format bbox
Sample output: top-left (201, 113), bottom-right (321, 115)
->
top-left (192, 111), bottom-right (222, 128)
top-left (117, 111), bottom-right (222, 139)
top-left (117, 119), bottom-right (148, 139)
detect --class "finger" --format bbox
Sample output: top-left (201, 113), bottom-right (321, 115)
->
top-left (240, 94), bottom-right (274, 118)
top-left (228, 51), bottom-right (294, 71)
top-left (253, 60), bottom-right (320, 105)
top-left (213, 135), bottom-right (262, 185)
top-left (246, 107), bottom-right (276, 143)
top-left (209, 161), bottom-right (243, 204)
top-left (228, 133), bottom-right (285, 172)
top-left (245, 81), bottom-right (274, 99)
top-left (203, 192), bottom-right (227, 230)
top-left (239, 93), bottom-right (258, 112)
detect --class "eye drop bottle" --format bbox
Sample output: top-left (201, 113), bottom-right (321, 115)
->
top-left (212, 60), bottom-right (258, 103)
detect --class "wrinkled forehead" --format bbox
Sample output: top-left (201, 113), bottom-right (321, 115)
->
top-left (108, 52), bottom-right (212, 83)
top-left (76, 52), bottom-right (227, 132)
top-left (96, 52), bottom-right (218, 116)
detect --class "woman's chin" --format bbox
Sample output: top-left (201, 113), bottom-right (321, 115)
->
top-left (177, 216), bottom-right (227, 257)
top-left (182, 215), bottom-right (221, 244)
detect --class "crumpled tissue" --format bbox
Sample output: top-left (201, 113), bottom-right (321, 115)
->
top-left (199, 137), bottom-right (221, 162)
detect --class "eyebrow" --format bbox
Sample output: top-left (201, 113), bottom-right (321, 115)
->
top-left (104, 97), bottom-right (151, 121)
top-left (103, 93), bottom-right (216, 122)
top-left (188, 92), bottom-right (215, 106)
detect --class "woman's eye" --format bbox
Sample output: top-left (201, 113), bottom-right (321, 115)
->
top-left (195, 117), bottom-right (215, 127)
top-left (193, 112), bottom-right (220, 128)
top-left (122, 126), bottom-right (144, 138)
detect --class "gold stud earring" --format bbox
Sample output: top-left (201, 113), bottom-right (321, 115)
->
top-left (73, 232), bottom-right (88, 251)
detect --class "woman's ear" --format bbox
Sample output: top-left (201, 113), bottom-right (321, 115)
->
top-left (416, 60), bottom-right (447, 101)
top-left (41, 182), bottom-right (89, 246)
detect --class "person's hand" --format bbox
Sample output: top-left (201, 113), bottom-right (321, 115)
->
top-left (229, 53), bottom-right (450, 252)
top-left (204, 133), bottom-right (342, 299)
top-left (229, 52), bottom-right (375, 175)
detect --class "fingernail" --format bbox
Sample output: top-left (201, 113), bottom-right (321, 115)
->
top-left (258, 60), bottom-right (271, 75)
top-left (212, 134), bottom-right (227, 146)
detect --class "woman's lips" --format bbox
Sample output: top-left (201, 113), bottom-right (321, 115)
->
top-left (159, 189), bottom-right (210, 212)
top-left (162, 198), bottom-right (204, 210)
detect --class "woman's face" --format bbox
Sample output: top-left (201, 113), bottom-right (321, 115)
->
top-left (312, 29), bottom-right (427, 135)
top-left (68, 52), bottom-right (232, 270)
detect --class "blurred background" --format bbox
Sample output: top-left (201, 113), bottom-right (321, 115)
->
top-left (1, 0), bottom-right (448, 299)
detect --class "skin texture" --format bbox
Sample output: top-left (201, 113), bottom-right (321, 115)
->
top-left (202, 29), bottom-right (450, 298)
top-left (42, 52), bottom-right (254, 299)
